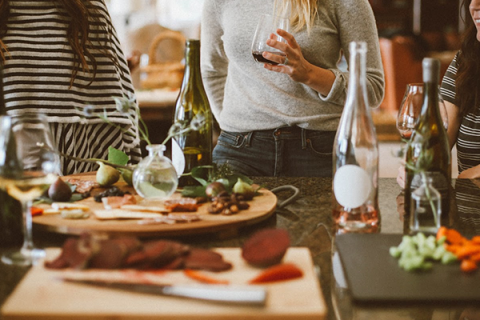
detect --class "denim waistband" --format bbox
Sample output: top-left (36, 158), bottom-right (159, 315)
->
top-left (254, 126), bottom-right (332, 135)
top-left (224, 127), bottom-right (335, 149)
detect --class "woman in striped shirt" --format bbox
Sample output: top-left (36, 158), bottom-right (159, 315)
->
top-left (0, 0), bottom-right (141, 175)
top-left (441, 0), bottom-right (480, 179)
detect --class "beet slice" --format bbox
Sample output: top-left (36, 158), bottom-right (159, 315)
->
top-left (242, 228), bottom-right (290, 267)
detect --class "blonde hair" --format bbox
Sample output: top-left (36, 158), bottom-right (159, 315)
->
top-left (274, 0), bottom-right (319, 33)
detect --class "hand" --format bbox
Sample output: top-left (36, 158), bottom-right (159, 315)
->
top-left (458, 164), bottom-right (480, 179)
top-left (261, 29), bottom-right (335, 96)
top-left (396, 165), bottom-right (406, 189)
top-left (396, 192), bottom-right (405, 222)
top-left (127, 50), bottom-right (141, 72)
top-left (262, 29), bottom-right (313, 84)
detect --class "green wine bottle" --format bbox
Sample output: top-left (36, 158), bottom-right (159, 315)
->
top-left (404, 58), bottom-right (451, 227)
top-left (171, 39), bottom-right (213, 186)
top-left (0, 66), bottom-right (23, 247)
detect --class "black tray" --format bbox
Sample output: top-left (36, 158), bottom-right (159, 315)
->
top-left (335, 233), bottom-right (480, 303)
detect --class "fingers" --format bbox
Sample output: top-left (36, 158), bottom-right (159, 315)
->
top-left (396, 166), bottom-right (405, 189)
top-left (262, 51), bottom-right (287, 66)
top-left (276, 29), bottom-right (298, 48)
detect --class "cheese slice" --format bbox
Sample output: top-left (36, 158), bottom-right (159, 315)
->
top-left (119, 204), bottom-right (168, 213)
top-left (94, 209), bottom-right (164, 220)
top-left (45, 202), bottom-right (91, 215)
top-left (51, 202), bottom-right (90, 211)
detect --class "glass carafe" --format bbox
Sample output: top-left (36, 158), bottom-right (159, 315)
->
top-left (133, 144), bottom-right (178, 200)
top-left (410, 174), bottom-right (441, 234)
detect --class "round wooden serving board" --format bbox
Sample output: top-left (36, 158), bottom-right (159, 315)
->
top-left (33, 173), bottom-right (277, 238)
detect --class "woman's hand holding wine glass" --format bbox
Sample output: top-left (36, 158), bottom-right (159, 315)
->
top-left (251, 14), bottom-right (289, 65)
top-left (0, 114), bottom-right (59, 266)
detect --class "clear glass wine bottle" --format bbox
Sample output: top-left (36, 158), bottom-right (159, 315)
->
top-left (171, 39), bottom-right (213, 187)
top-left (404, 58), bottom-right (451, 225)
top-left (332, 41), bottom-right (380, 233)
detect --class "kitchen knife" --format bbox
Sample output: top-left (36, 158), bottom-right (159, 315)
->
top-left (63, 278), bottom-right (267, 306)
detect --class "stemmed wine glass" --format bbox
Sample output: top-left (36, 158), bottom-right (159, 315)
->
top-left (251, 14), bottom-right (289, 65)
top-left (0, 114), bottom-right (59, 266)
top-left (396, 83), bottom-right (448, 139)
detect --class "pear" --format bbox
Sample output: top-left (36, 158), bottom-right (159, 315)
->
top-left (48, 178), bottom-right (73, 202)
top-left (96, 161), bottom-right (120, 187)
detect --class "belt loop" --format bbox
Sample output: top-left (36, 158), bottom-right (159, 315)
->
top-left (244, 132), bottom-right (253, 147)
top-left (301, 128), bottom-right (307, 149)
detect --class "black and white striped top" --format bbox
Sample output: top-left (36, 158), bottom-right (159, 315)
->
top-left (1, 0), bottom-right (141, 175)
top-left (440, 52), bottom-right (480, 174)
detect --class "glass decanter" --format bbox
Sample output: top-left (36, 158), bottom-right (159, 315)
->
top-left (133, 144), bottom-right (178, 200)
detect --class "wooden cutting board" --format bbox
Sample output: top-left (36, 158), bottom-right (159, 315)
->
top-left (336, 233), bottom-right (480, 303)
top-left (1, 248), bottom-right (326, 320)
top-left (33, 173), bottom-right (277, 237)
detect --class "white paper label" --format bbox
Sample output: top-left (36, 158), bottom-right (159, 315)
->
top-left (171, 139), bottom-right (185, 176)
top-left (333, 165), bottom-right (371, 208)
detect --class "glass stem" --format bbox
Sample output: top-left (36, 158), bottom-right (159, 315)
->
top-left (21, 200), bottom-right (34, 252)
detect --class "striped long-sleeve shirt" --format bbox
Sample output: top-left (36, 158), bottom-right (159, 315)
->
top-left (440, 52), bottom-right (480, 174)
top-left (1, 0), bottom-right (141, 175)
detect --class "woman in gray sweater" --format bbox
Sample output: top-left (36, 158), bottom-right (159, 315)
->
top-left (201, 0), bottom-right (384, 177)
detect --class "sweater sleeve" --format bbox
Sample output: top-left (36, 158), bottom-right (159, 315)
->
top-left (200, 0), bottom-right (228, 122)
top-left (323, 0), bottom-right (384, 108)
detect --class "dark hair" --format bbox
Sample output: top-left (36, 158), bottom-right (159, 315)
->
top-left (456, 0), bottom-right (480, 116)
top-left (0, 0), bottom-right (116, 86)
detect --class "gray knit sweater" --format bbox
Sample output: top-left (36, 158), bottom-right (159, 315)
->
top-left (200, 0), bottom-right (384, 132)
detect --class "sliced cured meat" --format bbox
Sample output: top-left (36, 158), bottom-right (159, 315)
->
top-left (123, 240), bottom-right (190, 269)
top-left (164, 198), bottom-right (200, 212)
top-left (45, 234), bottom-right (232, 273)
top-left (66, 179), bottom-right (99, 193)
top-left (183, 248), bottom-right (232, 272)
top-left (89, 237), bottom-right (142, 269)
top-left (44, 234), bottom-right (97, 270)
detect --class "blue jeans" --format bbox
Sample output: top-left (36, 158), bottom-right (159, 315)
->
top-left (213, 127), bottom-right (335, 177)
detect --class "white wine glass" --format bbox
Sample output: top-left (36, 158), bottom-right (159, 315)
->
top-left (251, 14), bottom-right (289, 65)
top-left (0, 113), bottom-right (59, 266)
top-left (396, 83), bottom-right (448, 140)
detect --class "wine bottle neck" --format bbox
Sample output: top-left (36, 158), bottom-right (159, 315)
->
top-left (420, 81), bottom-right (442, 121)
top-left (345, 42), bottom-right (368, 110)
top-left (181, 40), bottom-right (202, 87)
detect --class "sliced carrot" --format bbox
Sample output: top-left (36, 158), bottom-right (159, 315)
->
top-left (460, 259), bottom-right (478, 273)
top-left (471, 252), bottom-right (480, 262)
top-left (471, 236), bottom-right (480, 245)
top-left (30, 207), bottom-right (43, 216)
top-left (445, 228), bottom-right (465, 245)
top-left (436, 226), bottom-right (448, 241)
top-left (445, 244), bottom-right (462, 255)
top-left (439, 228), bottom-right (480, 273)
top-left (183, 269), bottom-right (230, 285)
top-left (455, 245), bottom-right (480, 260)
top-left (248, 263), bottom-right (303, 284)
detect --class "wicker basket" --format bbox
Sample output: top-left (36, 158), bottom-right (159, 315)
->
top-left (140, 30), bottom-right (186, 89)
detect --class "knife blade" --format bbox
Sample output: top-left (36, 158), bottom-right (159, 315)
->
top-left (62, 278), bottom-right (267, 306)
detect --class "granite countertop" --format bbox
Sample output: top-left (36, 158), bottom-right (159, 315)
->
top-left (1, 177), bottom-right (478, 320)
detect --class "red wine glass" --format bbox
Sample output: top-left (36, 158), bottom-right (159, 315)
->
top-left (251, 14), bottom-right (289, 65)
